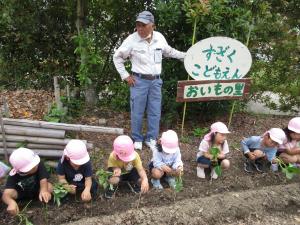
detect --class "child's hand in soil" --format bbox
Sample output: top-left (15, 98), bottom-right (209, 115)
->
top-left (113, 168), bottom-right (122, 177)
top-left (141, 179), bottom-right (149, 193)
top-left (174, 166), bottom-right (183, 176)
top-left (81, 189), bottom-right (92, 202)
top-left (7, 201), bottom-right (19, 216)
top-left (67, 184), bottom-right (77, 194)
top-left (247, 152), bottom-right (256, 160)
top-left (39, 190), bottom-right (51, 203)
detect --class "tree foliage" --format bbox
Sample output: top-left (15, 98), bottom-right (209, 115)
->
top-left (0, 0), bottom-right (299, 117)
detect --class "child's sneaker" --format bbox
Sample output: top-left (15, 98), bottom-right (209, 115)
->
top-left (255, 159), bottom-right (270, 173)
top-left (244, 159), bottom-right (256, 173)
top-left (197, 167), bottom-right (205, 178)
top-left (165, 176), bottom-right (176, 189)
top-left (211, 168), bottom-right (218, 179)
top-left (104, 186), bottom-right (116, 199)
top-left (126, 182), bottom-right (141, 194)
top-left (151, 179), bottom-right (163, 189)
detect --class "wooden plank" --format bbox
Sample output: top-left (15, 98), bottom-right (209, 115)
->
top-left (0, 125), bottom-right (65, 138)
top-left (3, 118), bottom-right (124, 134)
top-left (0, 135), bottom-right (87, 145)
top-left (0, 141), bottom-right (93, 150)
top-left (0, 148), bottom-right (63, 158)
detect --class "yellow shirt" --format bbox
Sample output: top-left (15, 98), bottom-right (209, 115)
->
top-left (107, 151), bottom-right (143, 172)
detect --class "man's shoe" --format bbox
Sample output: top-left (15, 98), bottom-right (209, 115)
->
top-left (134, 141), bottom-right (142, 151)
top-left (211, 168), bottom-right (218, 179)
top-left (165, 176), bottom-right (176, 189)
top-left (144, 139), bottom-right (156, 151)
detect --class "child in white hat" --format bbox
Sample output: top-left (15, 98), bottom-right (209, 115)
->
top-left (196, 122), bottom-right (231, 179)
top-left (2, 148), bottom-right (52, 216)
top-left (242, 128), bottom-right (286, 173)
top-left (57, 139), bottom-right (98, 202)
top-left (149, 130), bottom-right (183, 189)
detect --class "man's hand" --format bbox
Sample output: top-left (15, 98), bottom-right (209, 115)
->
top-left (125, 75), bottom-right (135, 86)
top-left (66, 184), bottom-right (77, 194)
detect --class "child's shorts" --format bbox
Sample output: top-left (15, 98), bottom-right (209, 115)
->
top-left (107, 167), bottom-right (140, 183)
top-left (197, 156), bottom-right (225, 166)
top-left (15, 186), bottom-right (40, 200)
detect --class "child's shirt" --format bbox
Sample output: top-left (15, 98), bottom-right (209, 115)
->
top-left (107, 152), bottom-right (143, 172)
top-left (5, 162), bottom-right (49, 192)
top-left (0, 161), bottom-right (10, 178)
top-left (278, 140), bottom-right (299, 153)
top-left (241, 136), bottom-right (277, 161)
top-left (197, 139), bottom-right (229, 158)
top-left (152, 146), bottom-right (183, 170)
top-left (57, 160), bottom-right (92, 186)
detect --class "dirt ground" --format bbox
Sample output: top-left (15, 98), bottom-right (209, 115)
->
top-left (1, 95), bottom-right (300, 225)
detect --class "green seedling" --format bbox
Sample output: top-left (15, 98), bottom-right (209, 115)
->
top-left (276, 157), bottom-right (300, 179)
top-left (193, 127), bottom-right (209, 137)
top-left (174, 173), bottom-right (183, 193)
top-left (96, 169), bottom-right (114, 191)
top-left (53, 183), bottom-right (69, 207)
top-left (17, 200), bottom-right (33, 225)
top-left (210, 147), bottom-right (222, 176)
top-left (96, 169), bottom-right (128, 191)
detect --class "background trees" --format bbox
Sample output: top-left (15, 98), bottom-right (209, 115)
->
top-left (0, 0), bottom-right (299, 119)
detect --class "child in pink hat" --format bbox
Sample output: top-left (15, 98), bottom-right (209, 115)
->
top-left (242, 128), bottom-right (286, 173)
top-left (2, 148), bottom-right (52, 216)
top-left (278, 117), bottom-right (300, 165)
top-left (104, 135), bottom-right (149, 199)
top-left (149, 130), bottom-right (183, 189)
top-left (56, 139), bottom-right (98, 202)
top-left (196, 122), bottom-right (231, 179)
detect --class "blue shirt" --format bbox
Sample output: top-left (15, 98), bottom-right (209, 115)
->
top-left (152, 145), bottom-right (183, 170)
top-left (241, 136), bottom-right (277, 161)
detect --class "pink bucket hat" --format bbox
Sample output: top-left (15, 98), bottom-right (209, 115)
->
top-left (204, 122), bottom-right (230, 141)
top-left (160, 130), bottom-right (180, 154)
top-left (113, 135), bottom-right (136, 162)
top-left (9, 148), bottom-right (40, 176)
top-left (62, 140), bottom-right (90, 165)
top-left (267, 128), bottom-right (286, 145)
top-left (288, 117), bottom-right (300, 134)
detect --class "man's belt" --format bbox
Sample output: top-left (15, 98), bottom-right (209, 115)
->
top-left (132, 72), bottom-right (160, 80)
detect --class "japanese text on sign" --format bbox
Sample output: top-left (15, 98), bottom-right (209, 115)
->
top-left (184, 37), bottom-right (252, 81)
top-left (184, 82), bottom-right (245, 99)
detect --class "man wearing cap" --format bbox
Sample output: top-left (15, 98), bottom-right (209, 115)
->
top-left (113, 10), bottom-right (186, 151)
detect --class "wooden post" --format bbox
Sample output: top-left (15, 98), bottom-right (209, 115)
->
top-left (54, 76), bottom-right (63, 110)
top-left (0, 110), bottom-right (8, 162)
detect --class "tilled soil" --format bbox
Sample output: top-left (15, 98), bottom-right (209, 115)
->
top-left (0, 91), bottom-right (299, 225)
top-left (63, 183), bottom-right (300, 225)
